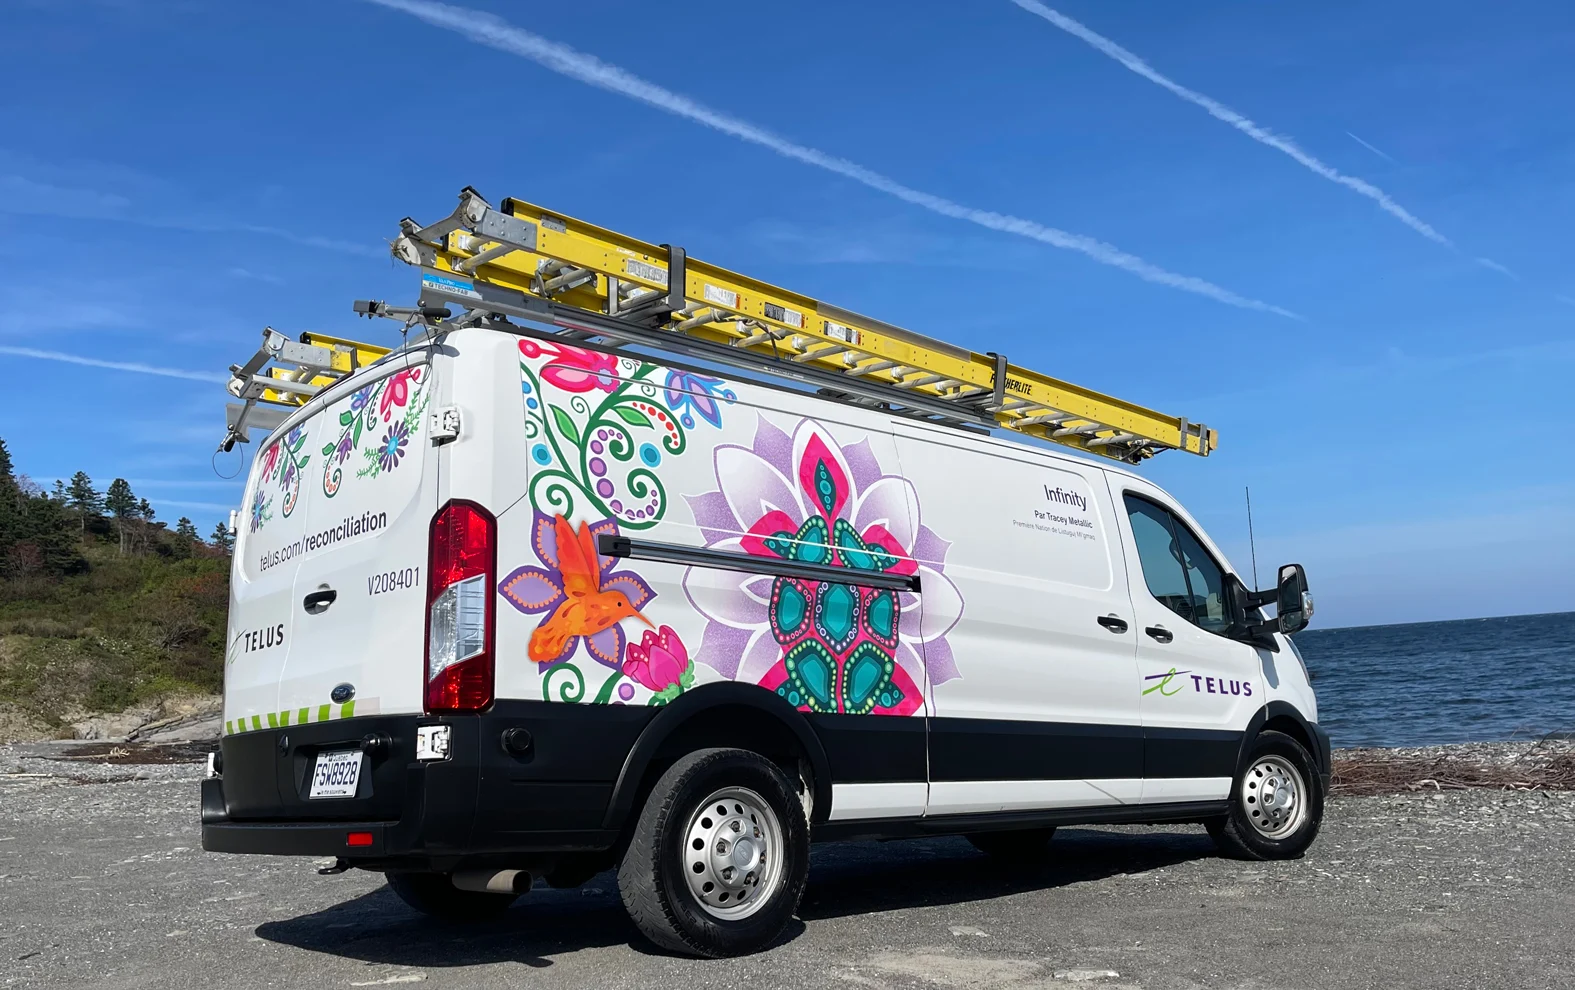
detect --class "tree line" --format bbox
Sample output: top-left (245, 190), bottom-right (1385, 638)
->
top-left (0, 437), bottom-right (233, 581)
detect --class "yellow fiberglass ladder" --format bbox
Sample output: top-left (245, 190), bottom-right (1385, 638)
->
top-left (222, 188), bottom-right (1215, 464)
top-left (380, 189), bottom-right (1214, 464)
top-left (221, 330), bottom-right (390, 451)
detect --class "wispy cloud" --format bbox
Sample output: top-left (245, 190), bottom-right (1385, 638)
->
top-left (1010, 1), bottom-right (1450, 247)
top-left (1344, 131), bottom-right (1397, 164)
top-left (227, 266), bottom-right (285, 284)
top-left (0, 173), bottom-right (131, 216)
top-left (1474, 257), bottom-right (1518, 280)
top-left (156, 499), bottom-right (240, 512)
top-left (362, 0), bottom-right (1297, 318)
top-left (0, 345), bottom-right (226, 382)
top-left (1554, 294), bottom-right (1575, 308)
top-left (0, 154), bottom-right (381, 258)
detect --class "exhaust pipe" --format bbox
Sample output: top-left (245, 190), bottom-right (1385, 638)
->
top-left (451, 869), bottom-right (532, 895)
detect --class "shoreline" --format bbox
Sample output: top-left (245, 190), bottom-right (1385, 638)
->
top-left (1331, 737), bottom-right (1575, 795)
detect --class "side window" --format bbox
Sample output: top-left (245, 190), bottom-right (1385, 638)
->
top-left (1123, 496), bottom-right (1194, 622)
top-left (1173, 524), bottom-right (1230, 635)
top-left (1123, 494), bottom-right (1232, 635)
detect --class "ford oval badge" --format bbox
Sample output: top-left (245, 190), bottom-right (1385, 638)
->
top-left (330, 683), bottom-right (356, 704)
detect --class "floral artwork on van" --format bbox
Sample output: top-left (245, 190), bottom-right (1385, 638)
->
top-left (251, 425), bottom-right (308, 532)
top-left (520, 340), bottom-right (733, 531)
top-left (500, 511), bottom-right (656, 663)
top-left (623, 624), bottom-right (697, 704)
top-left (663, 369), bottom-right (736, 430)
top-left (684, 417), bottom-right (965, 716)
top-left (499, 511), bottom-right (697, 706)
top-left (320, 366), bottom-right (429, 498)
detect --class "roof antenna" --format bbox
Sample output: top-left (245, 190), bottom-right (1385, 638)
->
top-left (1245, 486), bottom-right (1260, 591)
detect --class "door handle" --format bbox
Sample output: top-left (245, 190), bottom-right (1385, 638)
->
top-left (1145, 625), bottom-right (1173, 644)
top-left (1096, 614), bottom-right (1128, 634)
top-left (302, 589), bottom-right (337, 615)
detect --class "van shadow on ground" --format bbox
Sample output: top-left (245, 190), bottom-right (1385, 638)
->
top-left (255, 828), bottom-right (1215, 966)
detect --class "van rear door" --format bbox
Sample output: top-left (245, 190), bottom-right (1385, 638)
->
top-left (226, 415), bottom-right (318, 735)
top-left (277, 353), bottom-right (439, 726)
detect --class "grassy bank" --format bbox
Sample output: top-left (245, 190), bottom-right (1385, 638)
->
top-left (0, 546), bottom-right (229, 732)
top-left (1, 439), bottom-right (232, 737)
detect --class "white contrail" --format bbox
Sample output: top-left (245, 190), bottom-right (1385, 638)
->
top-left (0, 346), bottom-right (225, 382)
top-left (361, 0), bottom-right (1297, 318)
top-left (1011, 0), bottom-right (1450, 246)
top-left (1474, 257), bottom-right (1518, 280)
top-left (1345, 131), bottom-right (1397, 164)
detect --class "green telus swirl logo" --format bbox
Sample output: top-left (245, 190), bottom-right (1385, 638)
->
top-left (1142, 667), bottom-right (1190, 697)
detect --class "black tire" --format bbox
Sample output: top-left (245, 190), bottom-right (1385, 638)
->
top-left (385, 872), bottom-right (518, 921)
top-left (966, 827), bottom-right (1058, 861)
top-left (1207, 729), bottom-right (1324, 861)
top-left (617, 748), bottom-right (809, 958)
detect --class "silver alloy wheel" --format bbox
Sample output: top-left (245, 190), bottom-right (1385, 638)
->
top-left (681, 786), bottom-right (784, 920)
top-left (1240, 755), bottom-right (1308, 839)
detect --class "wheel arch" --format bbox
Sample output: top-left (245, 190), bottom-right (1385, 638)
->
top-left (1238, 701), bottom-right (1325, 776)
top-left (602, 682), bottom-right (834, 830)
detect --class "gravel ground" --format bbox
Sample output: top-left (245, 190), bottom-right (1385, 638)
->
top-left (2, 742), bottom-right (1573, 990)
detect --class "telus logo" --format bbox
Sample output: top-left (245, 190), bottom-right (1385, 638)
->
top-left (1143, 667), bottom-right (1253, 698)
top-left (238, 624), bottom-right (286, 654)
top-left (1043, 485), bottom-right (1087, 512)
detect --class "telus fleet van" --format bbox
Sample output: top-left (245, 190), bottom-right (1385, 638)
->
top-left (203, 192), bottom-right (1326, 958)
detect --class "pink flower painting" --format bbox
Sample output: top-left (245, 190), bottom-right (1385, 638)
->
top-left (682, 417), bottom-right (963, 716)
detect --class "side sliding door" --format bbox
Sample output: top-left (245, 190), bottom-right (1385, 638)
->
top-left (891, 425), bottom-right (1144, 817)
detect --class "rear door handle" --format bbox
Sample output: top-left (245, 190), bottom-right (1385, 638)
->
top-left (303, 589), bottom-right (337, 614)
top-left (1145, 625), bottom-right (1173, 644)
top-left (1096, 614), bottom-right (1128, 634)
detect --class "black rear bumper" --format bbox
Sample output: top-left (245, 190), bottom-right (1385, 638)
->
top-left (201, 705), bottom-right (649, 864)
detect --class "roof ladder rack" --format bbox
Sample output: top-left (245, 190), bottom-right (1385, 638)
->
top-left (219, 328), bottom-right (392, 451)
top-left (378, 187), bottom-right (1215, 463)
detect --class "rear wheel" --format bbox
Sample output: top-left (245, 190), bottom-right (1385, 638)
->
top-left (1207, 729), bottom-right (1324, 860)
top-left (966, 827), bottom-right (1057, 862)
top-left (618, 748), bottom-right (809, 957)
top-left (386, 872), bottom-right (518, 921)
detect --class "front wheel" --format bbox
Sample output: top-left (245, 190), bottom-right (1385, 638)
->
top-left (618, 748), bottom-right (809, 957)
top-left (1206, 729), bottom-right (1324, 860)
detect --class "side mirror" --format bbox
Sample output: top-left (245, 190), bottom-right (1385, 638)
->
top-left (1275, 563), bottom-right (1313, 635)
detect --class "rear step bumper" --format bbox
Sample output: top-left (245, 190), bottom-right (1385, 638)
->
top-left (201, 814), bottom-right (398, 857)
top-left (201, 704), bottom-right (652, 862)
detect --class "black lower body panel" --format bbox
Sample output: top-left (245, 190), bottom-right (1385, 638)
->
top-left (202, 698), bottom-right (1268, 863)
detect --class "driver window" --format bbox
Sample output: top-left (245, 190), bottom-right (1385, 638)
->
top-left (1123, 493), bottom-right (1232, 636)
top-left (1123, 495), bottom-right (1194, 623)
top-left (1173, 523), bottom-right (1230, 635)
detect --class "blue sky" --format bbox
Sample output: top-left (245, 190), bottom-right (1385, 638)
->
top-left (1, 0), bottom-right (1571, 627)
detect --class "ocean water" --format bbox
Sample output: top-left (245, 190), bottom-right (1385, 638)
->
top-left (1295, 611), bottom-right (1575, 749)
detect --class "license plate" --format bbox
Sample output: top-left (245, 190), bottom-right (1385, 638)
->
top-left (309, 749), bottom-right (363, 799)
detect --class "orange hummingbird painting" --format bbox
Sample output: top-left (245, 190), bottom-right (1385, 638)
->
top-left (499, 512), bottom-right (658, 668)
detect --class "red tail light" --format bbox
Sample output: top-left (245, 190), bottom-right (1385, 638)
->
top-left (424, 500), bottom-right (496, 712)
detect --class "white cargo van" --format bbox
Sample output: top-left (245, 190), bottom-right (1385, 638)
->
top-left (204, 324), bottom-right (1326, 956)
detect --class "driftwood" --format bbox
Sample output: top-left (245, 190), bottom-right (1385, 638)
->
top-left (1330, 736), bottom-right (1575, 796)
